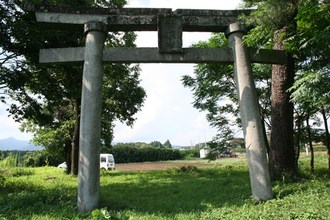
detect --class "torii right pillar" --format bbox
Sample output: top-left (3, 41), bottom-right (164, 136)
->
top-left (226, 22), bottom-right (273, 201)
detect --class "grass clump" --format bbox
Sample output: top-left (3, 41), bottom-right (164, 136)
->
top-left (176, 165), bottom-right (199, 173)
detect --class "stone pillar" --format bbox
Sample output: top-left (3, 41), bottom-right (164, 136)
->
top-left (226, 22), bottom-right (273, 201)
top-left (78, 21), bottom-right (107, 212)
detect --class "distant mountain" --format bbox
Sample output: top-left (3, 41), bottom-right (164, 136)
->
top-left (0, 137), bottom-right (43, 151)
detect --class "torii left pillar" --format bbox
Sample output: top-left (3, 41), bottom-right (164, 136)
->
top-left (78, 21), bottom-right (107, 212)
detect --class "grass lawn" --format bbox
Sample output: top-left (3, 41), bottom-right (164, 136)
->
top-left (0, 154), bottom-right (329, 219)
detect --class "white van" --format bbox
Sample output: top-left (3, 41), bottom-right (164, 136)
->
top-left (100, 153), bottom-right (115, 170)
top-left (58, 153), bottom-right (115, 170)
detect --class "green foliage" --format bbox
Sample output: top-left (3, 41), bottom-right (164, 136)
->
top-left (23, 150), bottom-right (60, 167)
top-left (182, 33), bottom-right (273, 150)
top-left (243, 0), bottom-right (298, 48)
top-left (182, 33), bottom-right (239, 144)
top-left (290, 70), bottom-right (330, 110)
top-left (244, 0), bottom-right (330, 70)
top-left (180, 148), bottom-right (200, 159)
top-left (0, 153), bottom-right (19, 167)
top-left (149, 141), bottom-right (163, 148)
top-left (0, 174), bottom-right (5, 188)
top-left (163, 139), bottom-right (172, 148)
top-left (29, 120), bottom-right (74, 159)
top-left (289, 0), bottom-right (330, 69)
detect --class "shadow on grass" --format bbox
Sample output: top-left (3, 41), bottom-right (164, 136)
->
top-left (100, 167), bottom-right (251, 216)
top-left (0, 169), bottom-right (78, 219)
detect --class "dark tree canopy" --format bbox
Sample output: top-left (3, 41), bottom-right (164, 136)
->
top-left (0, 0), bottom-right (146, 172)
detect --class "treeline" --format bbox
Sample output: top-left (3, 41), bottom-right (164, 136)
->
top-left (107, 146), bottom-right (182, 163)
top-left (0, 141), bottom-right (201, 167)
top-left (104, 141), bottom-right (194, 163)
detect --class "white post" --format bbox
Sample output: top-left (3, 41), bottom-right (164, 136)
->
top-left (78, 21), bottom-right (107, 212)
top-left (226, 22), bottom-right (273, 201)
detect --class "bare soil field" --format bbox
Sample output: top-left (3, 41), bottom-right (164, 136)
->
top-left (115, 161), bottom-right (221, 171)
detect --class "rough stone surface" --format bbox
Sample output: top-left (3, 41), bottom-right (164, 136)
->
top-left (227, 22), bottom-right (273, 201)
top-left (30, 5), bottom-right (250, 32)
top-left (39, 47), bottom-right (286, 64)
top-left (78, 22), bottom-right (106, 212)
top-left (158, 15), bottom-right (183, 53)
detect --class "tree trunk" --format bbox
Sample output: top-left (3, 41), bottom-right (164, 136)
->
top-left (65, 140), bottom-right (72, 174)
top-left (306, 115), bottom-right (314, 173)
top-left (321, 108), bottom-right (330, 176)
top-left (261, 115), bottom-right (270, 155)
top-left (295, 114), bottom-right (302, 169)
top-left (71, 99), bottom-right (80, 175)
top-left (269, 29), bottom-right (296, 179)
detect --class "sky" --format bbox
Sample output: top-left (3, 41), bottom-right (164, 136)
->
top-left (0, 0), bottom-right (243, 146)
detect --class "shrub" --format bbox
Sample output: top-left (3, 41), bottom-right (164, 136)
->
top-left (180, 148), bottom-right (200, 159)
top-left (0, 153), bottom-right (18, 167)
top-left (23, 151), bottom-right (61, 167)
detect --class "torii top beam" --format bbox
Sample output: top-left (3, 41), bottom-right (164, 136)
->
top-left (24, 4), bottom-right (252, 32)
top-left (24, 4), bottom-right (286, 65)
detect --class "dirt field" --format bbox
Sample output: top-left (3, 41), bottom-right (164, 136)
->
top-left (115, 161), bottom-right (221, 171)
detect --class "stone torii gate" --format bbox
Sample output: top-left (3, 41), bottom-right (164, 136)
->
top-left (27, 5), bottom-right (287, 212)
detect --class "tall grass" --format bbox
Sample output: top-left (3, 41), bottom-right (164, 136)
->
top-left (0, 154), bottom-right (329, 219)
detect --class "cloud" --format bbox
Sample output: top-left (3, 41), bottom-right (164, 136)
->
top-left (113, 64), bottom-right (196, 143)
top-left (113, 63), bottom-right (220, 145)
top-left (0, 104), bottom-right (31, 140)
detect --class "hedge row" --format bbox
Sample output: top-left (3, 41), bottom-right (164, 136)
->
top-left (108, 146), bottom-right (184, 163)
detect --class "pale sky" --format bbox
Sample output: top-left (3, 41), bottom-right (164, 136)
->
top-left (0, 0), bottom-right (243, 146)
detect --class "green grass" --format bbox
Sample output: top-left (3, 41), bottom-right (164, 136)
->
top-left (0, 155), bottom-right (329, 219)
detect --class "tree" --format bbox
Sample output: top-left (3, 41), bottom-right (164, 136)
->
top-left (290, 70), bottom-right (330, 174)
top-left (182, 33), bottom-right (272, 154)
top-left (149, 141), bottom-right (163, 148)
top-left (288, 0), bottom-right (330, 175)
top-left (163, 139), bottom-right (172, 148)
top-left (182, 34), bottom-right (239, 151)
top-left (244, 0), bottom-right (330, 177)
top-left (0, 0), bottom-right (146, 174)
top-left (243, 0), bottom-right (298, 178)
top-left (289, 0), bottom-right (330, 71)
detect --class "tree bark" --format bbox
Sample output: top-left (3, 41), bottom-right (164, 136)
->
top-left (306, 115), bottom-right (314, 173)
top-left (261, 115), bottom-right (270, 155)
top-left (71, 99), bottom-right (80, 175)
top-left (65, 140), bottom-right (72, 174)
top-left (269, 29), bottom-right (296, 179)
top-left (321, 108), bottom-right (330, 176)
top-left (295, 114), bottom-right (302, 169)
